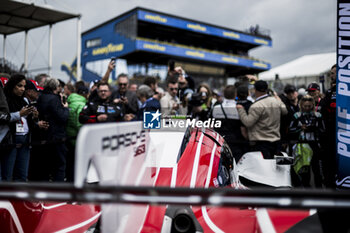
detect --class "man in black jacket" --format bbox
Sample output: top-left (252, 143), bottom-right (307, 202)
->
top-left (80, 82), bottom-right (123, 124)
top-left (279, 84), bottom-right (299, 148)
top-left (36, 78), bottom-right (69, 182)
top-left (111, 74), bottom-right (139, 115)
top-left (321, 64), bottom-right (337, 188)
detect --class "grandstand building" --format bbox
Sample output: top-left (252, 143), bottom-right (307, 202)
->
top-left (81, 7), bottom-right (272, 84)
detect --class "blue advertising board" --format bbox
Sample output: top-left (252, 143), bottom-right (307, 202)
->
top-left (137, 10), bottom-right (272, 47)
top-left (136, 39), bottom-right (270, 70)
top-left (336, 1), bottom-right (350, 188)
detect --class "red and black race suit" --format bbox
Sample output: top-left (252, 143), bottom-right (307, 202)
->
top-left (79, 98), bottom-right (123, 124)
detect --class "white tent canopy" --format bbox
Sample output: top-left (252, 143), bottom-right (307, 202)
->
top-left (259, 52), bottom-right (336, 81)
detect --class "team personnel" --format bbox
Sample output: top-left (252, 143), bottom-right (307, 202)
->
top-left (211, 85), bottom-right (248, 161)
top-left (79, 82), bottom-right (123, 124)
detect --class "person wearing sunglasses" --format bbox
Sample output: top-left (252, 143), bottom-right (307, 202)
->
top-left (79, 82), bottom-right (123, 124)
top-left (110, 74), bottom-right (138, 116)
top-left (160, 76), bottom-right (181, 116)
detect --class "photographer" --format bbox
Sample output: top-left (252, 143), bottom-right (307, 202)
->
top-left (167, 63), bottom-right (194, 115)
top-left (190, 83), bottom-right (212, 121)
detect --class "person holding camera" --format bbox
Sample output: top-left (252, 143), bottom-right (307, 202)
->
top-left (190, 83), bottom-right (212, 121)
top-left (174, 67), bottom-right (194, 115)
top-left (288, 95), bottom-right (325, 187)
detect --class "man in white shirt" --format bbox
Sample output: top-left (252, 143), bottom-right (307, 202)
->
top-left (160, 77), bottom-right (181, 117)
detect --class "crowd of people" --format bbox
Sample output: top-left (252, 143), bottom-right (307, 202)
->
top-left (0, 60), bottom-right (337, 188)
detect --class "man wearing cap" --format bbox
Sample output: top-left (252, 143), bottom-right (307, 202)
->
top-left (24, 80), bottom-right (43, 102)
top-left (24, 80), bottom-right (49, 130)
top-left (236, 80), bottom-right (288, 159)
top-left (25, 80), bottom-right (51, 181)
top-left (307, 82), bottom-right (324, 113)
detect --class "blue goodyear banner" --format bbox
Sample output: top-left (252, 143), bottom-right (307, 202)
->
top-left (137, 10), bottom-right (272, 47)
top-left (136, 39), bottom-right (270, 70)
top-left (336, 1), bottom-right (350, 188)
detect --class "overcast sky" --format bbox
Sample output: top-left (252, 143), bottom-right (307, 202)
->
top-left (0, 0), bottom-right (336, 81)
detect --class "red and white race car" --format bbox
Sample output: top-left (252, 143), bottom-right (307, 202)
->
top-left (73, 121), bottom-right (311, 233)
top-left (0, 121), bottom-right (327, 232)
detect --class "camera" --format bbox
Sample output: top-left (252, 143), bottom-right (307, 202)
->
top-left (110, 57), bottom-right (117, 62)
top-left (188, 92), bottom-right (204, 107)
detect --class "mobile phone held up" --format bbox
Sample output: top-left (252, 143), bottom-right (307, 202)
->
top-left (111, 57), bottom-right (116, 62)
